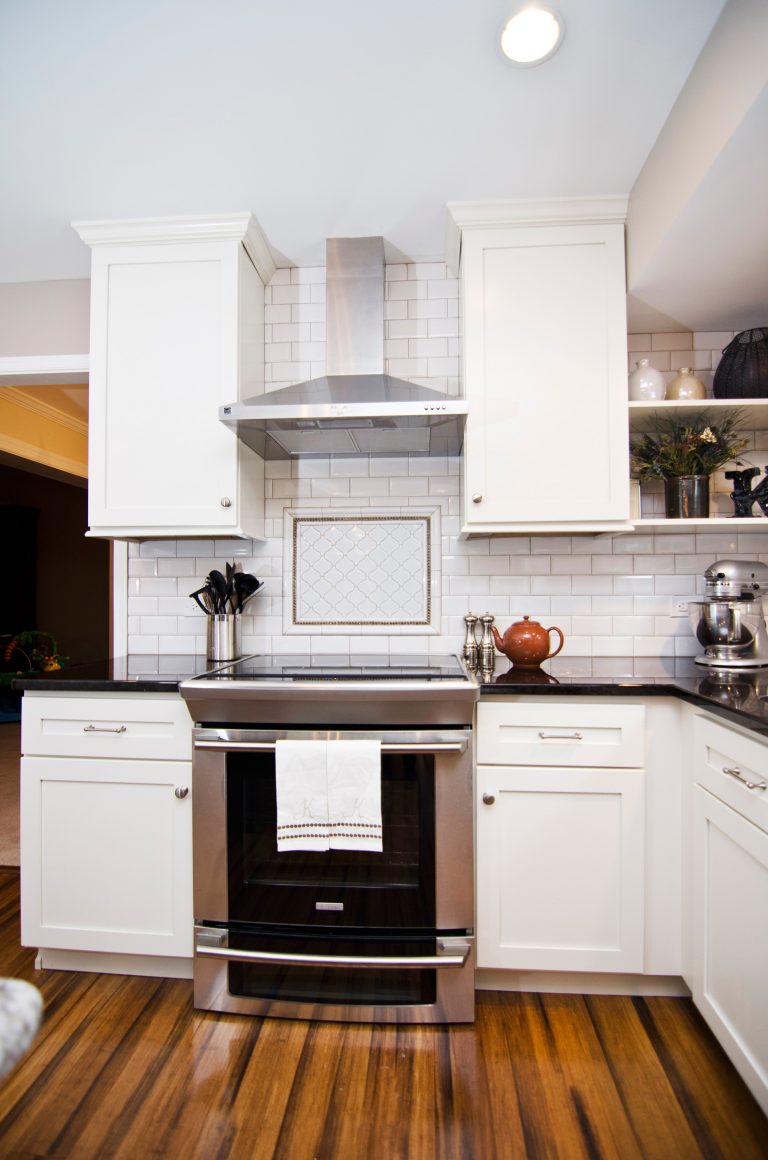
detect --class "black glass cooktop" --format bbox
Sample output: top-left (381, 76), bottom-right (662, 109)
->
top-left (198, 653), bottom-right (468, 682)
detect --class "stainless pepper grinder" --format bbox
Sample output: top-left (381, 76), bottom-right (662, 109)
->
top-left (479, 613), bottom-right (496, 670)
top-left (462, 613), bottom-right (479, 669)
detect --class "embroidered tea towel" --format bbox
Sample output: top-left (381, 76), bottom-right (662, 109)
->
top-left (326, 740), bottom-right (382, 851)
top-left (275, 739), bottom-right (329, 851)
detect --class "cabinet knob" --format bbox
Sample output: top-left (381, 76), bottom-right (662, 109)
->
top-left (220, 497), bottom-right (232, 508)
top-left (482, 793), bottom-right (495, 805)
top-left (472, 493), bottom-right (483, 504)
top-left (174, 786), bottom-right (190, 799)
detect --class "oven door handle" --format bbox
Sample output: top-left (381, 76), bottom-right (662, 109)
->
top-left (193, 740), bottom-right (468, 754)
top-left (194, 941), bottom-right (472, 970)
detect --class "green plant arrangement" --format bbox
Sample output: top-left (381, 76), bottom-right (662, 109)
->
top-left (1, 631), bottom-right (68, 681)
top-left (630, 409), bottom-right (750, 480)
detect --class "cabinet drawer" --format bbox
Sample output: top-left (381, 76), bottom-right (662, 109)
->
top-left (21, 695), bottom-right (192, 761)
top-left (477, 701), bottom-right (645, 767)
top-left (694, 715), bottom-right (768, 831)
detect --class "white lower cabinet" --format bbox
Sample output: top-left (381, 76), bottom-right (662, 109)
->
top-left (20, 693), bottom-right (193, 967)
top-left (476, 700), bottom-right (646, 973)
top-left (689, 715), bottom-right (768, 1115)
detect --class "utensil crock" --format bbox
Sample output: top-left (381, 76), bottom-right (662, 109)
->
top-left (206, 614), bottom-right (241, 663)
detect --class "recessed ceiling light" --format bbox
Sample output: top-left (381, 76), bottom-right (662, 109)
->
top-left (500, 5), bottom-right (565, 66)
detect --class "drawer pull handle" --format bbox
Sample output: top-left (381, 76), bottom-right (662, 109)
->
top-left (722, 766), bottom-right (767, 792)
top-left (174, 786), bottom-right (190, 800)
top-left (84, 724), bottom-right (127, 734)
top-left (538, 731), bottom-right (583, 741)
top-left (482, 793), bottom-right (495, 805)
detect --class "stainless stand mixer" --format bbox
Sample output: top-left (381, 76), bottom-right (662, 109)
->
top-left (688, 560), bottom-right (768, 667)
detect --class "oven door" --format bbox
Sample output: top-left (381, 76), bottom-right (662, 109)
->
top-left (192, 727), bottom-right (475, 1023)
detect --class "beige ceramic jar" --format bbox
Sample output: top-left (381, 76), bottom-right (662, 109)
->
top-left (665, 367), bottom-right (706, 400)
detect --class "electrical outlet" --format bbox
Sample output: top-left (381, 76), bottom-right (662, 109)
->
top-left (672, 599), bottom-right (689, 617)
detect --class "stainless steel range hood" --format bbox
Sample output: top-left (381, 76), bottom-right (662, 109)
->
top-left (220, 237), bottom-right (467, 458)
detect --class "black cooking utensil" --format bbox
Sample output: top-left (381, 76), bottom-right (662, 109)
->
top-left (234, 572), bottom-right (261, 612)
top-left (207, 570), bottom-right (229, 615)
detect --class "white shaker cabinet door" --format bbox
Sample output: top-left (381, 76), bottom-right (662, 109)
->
top-left (476, 764), bottom-right (645, 972)
top-left (21, 755), bottom-right (193, 958)
top-left (76, 216), bottom-right (268, 539)
top-left (455, 205), bottom-right (629, 533)
top-left (691, 784), bottom-right (768, 1115)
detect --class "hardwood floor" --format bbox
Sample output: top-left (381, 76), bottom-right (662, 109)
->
top-left (0, 871), bottom-right (764, 1159)
top-left (0, 722), bottom-right (20, 866)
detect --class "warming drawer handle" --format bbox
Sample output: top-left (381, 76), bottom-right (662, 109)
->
top-left (722, 765), bottom-right (767, 792)
top-left (193, 740), bottom-right (467, 754)
top-left (84, 724), bottom-right (127, 734)
top-left (194, 943), bottom-right (471, 970)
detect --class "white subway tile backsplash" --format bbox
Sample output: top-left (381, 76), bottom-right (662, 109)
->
top-left (531, 576), bottom-right (572, 595)
top-left (571, 576), bottom-right (615, 596)
top-left (427, 278), bottom-right (459, 299)
top-left (128, 559), bottom-right (158, 578)
top-left (427, 316), bottom-right (460, 338)
top-left (128, 597), bottom-right (158, 616)
top-left (651, 332), bottom-right (692, 351)
top-left (694, 331), bottom-right (732, 349)
top-left (387, 280), bottom-right (425, 301)
top-left (591, 635), bottom-right (634, 656)
top-left (409, 299), bottom-right (449, 320)
top-left (592, 556), bottom-right (630, 575)
top-left (551, 555), bottom-right (592, 575)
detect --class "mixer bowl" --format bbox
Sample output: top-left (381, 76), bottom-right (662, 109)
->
top-left (688, 599), bottom-right (766, 654)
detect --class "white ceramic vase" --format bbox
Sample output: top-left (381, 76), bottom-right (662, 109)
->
top-left (628, 358), bottom-right (665, 401)
top-left (665, 367), bottom-right (706, 400)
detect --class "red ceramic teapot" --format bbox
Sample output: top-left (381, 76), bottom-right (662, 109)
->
top-left (492, 616), bottom-right (564, 668)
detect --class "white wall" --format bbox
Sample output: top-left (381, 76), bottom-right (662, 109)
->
top-left (0, 280), bottom-right (90, 356)
top-left (125, 261), bottom-right (768, 666)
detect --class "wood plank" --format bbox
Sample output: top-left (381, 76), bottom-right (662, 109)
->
top-left (586, 994), bottom-right (706, 1160)
top-left (633, 996), bottom-right (768, 1160)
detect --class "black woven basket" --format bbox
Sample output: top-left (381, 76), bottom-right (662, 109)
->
top-left (713, 328), bottom-right (768, 399)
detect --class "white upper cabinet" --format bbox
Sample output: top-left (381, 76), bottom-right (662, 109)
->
top-left (74, 214), bottom-right (275, 539)
top-left (447, 198), bottom-right (631, 535)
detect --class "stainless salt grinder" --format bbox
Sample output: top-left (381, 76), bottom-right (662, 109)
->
top-left (479, 613), bottom-right (496, 670)
top-left (462, 613), bottom-right (479, 669)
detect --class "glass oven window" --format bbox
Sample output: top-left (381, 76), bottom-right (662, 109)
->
top-left (227, 931), bottom-right (437, 1006)
top-left (226, 751), bottom-right (436, 929)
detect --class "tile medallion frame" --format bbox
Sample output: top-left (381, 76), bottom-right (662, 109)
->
top-left (283, 508), bottom-right (441, 634)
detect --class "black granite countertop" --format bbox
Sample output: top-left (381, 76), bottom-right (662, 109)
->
top-left (11, 655), bottom-right (211, 694)
top-left (12, 653), bottom-right (768, 739)
top-left (477, 655), bottom-right (768, 738)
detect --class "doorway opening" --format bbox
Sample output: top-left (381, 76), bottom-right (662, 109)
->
top-left (0, 462), bottom-right (110, 864)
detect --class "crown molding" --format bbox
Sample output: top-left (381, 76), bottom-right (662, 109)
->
top-left (0, 432), bottom-right (87, 479)
top-left (72, 213), bottom-right (276, 284)
top-left (445, 195), bottom-right (629, 273)
top-left (1, 386), bottom-right (88, 436)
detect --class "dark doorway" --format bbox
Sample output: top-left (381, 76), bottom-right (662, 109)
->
top-left (0, 463), bottom-right (110, 669)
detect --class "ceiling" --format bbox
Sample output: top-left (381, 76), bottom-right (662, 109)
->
top-left (0, 0), bottom-right (727, 290)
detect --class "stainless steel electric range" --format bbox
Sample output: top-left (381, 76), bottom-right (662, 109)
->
top-left (180, 654), bottom-right (479, 1024)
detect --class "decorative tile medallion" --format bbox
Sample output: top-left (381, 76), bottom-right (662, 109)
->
top-left (284, 509), bottom-right (440, 632)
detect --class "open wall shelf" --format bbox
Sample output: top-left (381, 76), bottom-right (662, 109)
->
top-left (629, 398), bottom-right (768, 433)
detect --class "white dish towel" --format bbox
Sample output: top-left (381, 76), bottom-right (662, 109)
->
top-left (327, 740), bottom-right (382, 852)
top-left (275, 739), bottom-right (330, 852)
top-left (275, 739), bottom-right (382, 852)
